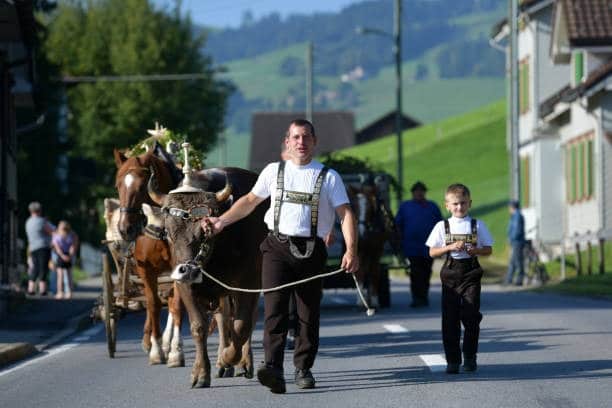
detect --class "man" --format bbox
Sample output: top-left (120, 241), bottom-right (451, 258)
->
top-left (505, 200), bottom-right (525, 286)
top-left (25, 201), bottom-right (55, 296)
top-left (204, 119), bottom-right (358, 394)
top-left (395, 181), bottom-right (442, 307)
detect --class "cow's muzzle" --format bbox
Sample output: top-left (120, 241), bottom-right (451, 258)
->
top-left (171, 262), bottom-right (203, 284)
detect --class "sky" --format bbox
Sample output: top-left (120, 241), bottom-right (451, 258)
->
top-left (152, 0), bottom-right (361, 28)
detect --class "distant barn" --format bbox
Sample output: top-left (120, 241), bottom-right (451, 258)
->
top-left (356, 111), bottom-right (420, 145)
top-left (250, 111), bottom-right (355, 172)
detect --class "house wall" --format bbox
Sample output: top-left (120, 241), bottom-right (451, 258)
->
top-left (561, 102), bottom-right (600, 236)
top-left (535, 137), bottom-right (563, 243)
top-left (519, 21), bottom-right (536, 145)
top-left (534, 7), bottom-right (571, 106)
top-left (601, 93), bottom-right (612, 238)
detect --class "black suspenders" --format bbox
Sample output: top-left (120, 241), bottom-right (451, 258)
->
top-left (273, 161), bottom-right (329, 258)
top-left (444, 218), bottom-right (478, 260)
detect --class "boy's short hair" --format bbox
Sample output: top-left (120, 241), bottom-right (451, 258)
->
top-left (445, 183), bottom-right (471, 199)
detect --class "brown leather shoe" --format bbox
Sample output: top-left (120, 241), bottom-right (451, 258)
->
top-left (257, 364), bottom-right (286, 394)
top-left (294, 369), bottom-right (316, 389)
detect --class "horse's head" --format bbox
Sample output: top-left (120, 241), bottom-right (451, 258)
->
top-left (348, 184), bottom-right (380, 238)
top-left (114, 148), bottom-right (174, 241)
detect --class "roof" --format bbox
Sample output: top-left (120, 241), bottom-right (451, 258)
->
top-left (356, 111), bottom-right (420, 144)
top-left (540, 60), bottom-right (612, 119)
top-left (490, 0), bottom-right (553, 39)
top-left (249, 111), bottom-right (355, 172)
top-left (557, 0), bottom-right (612, 47)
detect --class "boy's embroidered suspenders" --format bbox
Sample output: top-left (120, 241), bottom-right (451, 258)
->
top-left (273, 161), bottom-right (329, 259)
top-left (444, 219), bottom-right (478, 259)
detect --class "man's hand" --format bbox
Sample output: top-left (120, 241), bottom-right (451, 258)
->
top-left (201, 217), bottom-right (226, 236)
top-left (341, 250), bottom-right (359, 274)
top-left (449, 240), bottom-right (465, 252)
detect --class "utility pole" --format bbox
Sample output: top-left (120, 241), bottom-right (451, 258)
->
top-left (509, 0), bottom-right (520, 203)
top-left (306, 41), bottom-right (313, 123)
top-left (394, 0), bottom-right (403, 206)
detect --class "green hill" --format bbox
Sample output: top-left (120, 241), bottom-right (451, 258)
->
top-left (340, 99), bottom-right (509, 257)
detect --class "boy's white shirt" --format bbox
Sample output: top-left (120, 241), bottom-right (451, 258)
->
top-left (425, 215), bottom-right (494, 260)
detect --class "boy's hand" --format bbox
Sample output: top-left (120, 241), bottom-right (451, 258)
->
top-left (449, 241), bottom-right (465, 252)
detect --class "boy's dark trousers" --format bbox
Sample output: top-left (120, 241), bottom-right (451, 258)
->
top-left (440, 257), bottom-right (483, 364)
top-left (259, 234), bottom-right (327, 370)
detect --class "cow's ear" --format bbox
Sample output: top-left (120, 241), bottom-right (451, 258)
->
top-left (114, 149), bottom-right (128, 168)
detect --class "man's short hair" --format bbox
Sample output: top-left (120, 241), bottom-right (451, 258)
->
top-left (445, 183), bottom-right (471, 199)
top-left (286, 119), bottom-right (316, 138)
top-left (509, 199), bottom-right (520, 209)
top-left (28, 201), bottom-right (42, 213)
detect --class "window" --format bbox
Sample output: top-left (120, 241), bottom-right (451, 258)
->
top-left (519, 58), bottom-right (530, 114)
top-left (565, 133), bottom-right (595, 203)
top-left (520, 156), bottom-right (530, 208)
top-left (574, 52), bottom-right (584, 85)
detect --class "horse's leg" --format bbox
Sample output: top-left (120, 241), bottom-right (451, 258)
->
top-left (166, 283), bottom-right (185, 368)
top-left (136, 261), bottom-right (152, 354)
top-left (139, 262), bottom-right (164, 364)
top-left (369, 257), bottom-right (380, 309)
top-left (214, 297), bottom-right (234, 378)
top-left (176, 283), bottom-right (211, 388)
top-left (355, 254), bottom-right (367, 306)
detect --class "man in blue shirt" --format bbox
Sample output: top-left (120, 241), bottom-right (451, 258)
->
top-left (505, 200), bottom-right (526, 285)
top-left (395, 181), bottom-right (442, 307)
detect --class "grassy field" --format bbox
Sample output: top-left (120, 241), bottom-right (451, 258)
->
top-left (340, 99), bottom-right (509, 258)
top-left (209, 43), bottom-right (504, 169)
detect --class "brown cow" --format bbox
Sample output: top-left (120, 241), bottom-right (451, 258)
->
top-left (149, 167), bottom-right (267, 388)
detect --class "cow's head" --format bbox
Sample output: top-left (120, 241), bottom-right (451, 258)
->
top-left (148, 176), bottom-right (232, 284)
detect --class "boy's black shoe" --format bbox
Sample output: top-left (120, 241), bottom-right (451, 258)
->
top-left (256, 363), bottom-right (286, 394)
top-left (463, 355), bottom-right (477, 372)
top-left (446, 363), bottom-right (460, 374)
top-left (294, 369), bottom-right (316, 389)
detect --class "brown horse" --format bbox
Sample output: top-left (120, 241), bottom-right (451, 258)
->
top-left (113, 148), bottom-right (185, 366)
top-left (348, 183), bottom-right (394, 308)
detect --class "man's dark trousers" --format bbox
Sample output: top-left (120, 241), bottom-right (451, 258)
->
top-left (260, 234), bottom-right (327, 370)
top-left (408, 256), bottom-right (433, 305)
top-left (440, 257), bottom-right (483, 364)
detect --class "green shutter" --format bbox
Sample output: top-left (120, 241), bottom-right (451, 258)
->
top-left (520, 157), bottom-right (530, 208)
top-left (570, 145), bottom-right (577, 202)
top-left (565, 148), bottom-right (571, 202)
top-left (578, 142), bottom-right (585, 199)
top-left (586, 139), bottom-right (593, 197)
top-left (575, 52), bottom-right (584, 84)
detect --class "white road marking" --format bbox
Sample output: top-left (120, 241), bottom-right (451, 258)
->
top-left (420, 354), bottom-right (447, 372)
top-left (0, 324), bottom-right (104, 378)
top-left (383, 324), bottom-right (409, 333)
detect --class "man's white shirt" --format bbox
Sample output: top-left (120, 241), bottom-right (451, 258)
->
top-left (251, 160), bottom-right (349, 238)
top-left (425, 216), bottom-right (494, 259)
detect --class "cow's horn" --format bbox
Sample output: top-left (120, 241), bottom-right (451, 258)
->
top-left (215, 178), bottom-right (232, 202)
top-left (147, 170), bottom-right (166, 205)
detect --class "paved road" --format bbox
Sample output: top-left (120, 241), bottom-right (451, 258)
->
top-left (1, 279), bottom-right (612, 408)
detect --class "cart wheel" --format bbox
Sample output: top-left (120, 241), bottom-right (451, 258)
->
top-left (102, 253), bottom-right (117, 358)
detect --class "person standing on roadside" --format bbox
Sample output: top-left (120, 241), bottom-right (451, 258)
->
top-left (25, 201), bottom-right (55, 296)
top-left (505, 200), bottom-right (526, 286)
top-left (395, 181), bottom-right (442, 307)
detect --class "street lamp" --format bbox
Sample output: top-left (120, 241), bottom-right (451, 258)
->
top-left (356, 0), bottom-right (403, 206)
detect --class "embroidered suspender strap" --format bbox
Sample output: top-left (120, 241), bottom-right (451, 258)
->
top-left (444, 220), bottom-right (451, 245)
top-left (471, 218), bottom-right (478, 242)
top-left (309, 166), bottom-right (329, 239)
top-left (273, 161), bottom-right (286, 235)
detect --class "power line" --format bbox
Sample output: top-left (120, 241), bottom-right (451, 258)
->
top-left (59, 72), bottom-right (222, 84)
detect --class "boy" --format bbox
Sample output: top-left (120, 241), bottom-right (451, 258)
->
top-left (426, 183), bottom-right (493, 374)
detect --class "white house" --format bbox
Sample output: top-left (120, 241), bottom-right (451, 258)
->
top-left (491, 0), bottom-right (612, 260)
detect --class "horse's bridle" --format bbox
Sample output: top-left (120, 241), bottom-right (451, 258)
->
top-left (119, 166), bottom-right (152, 215)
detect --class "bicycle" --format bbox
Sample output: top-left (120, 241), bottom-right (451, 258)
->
top-left (524, 239), bottom-right (549, 285)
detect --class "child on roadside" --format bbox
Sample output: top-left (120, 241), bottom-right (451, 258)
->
top-left (425, 183), bottom-right (493, 374)
top-left (51, 221), bottom-right (78, 299)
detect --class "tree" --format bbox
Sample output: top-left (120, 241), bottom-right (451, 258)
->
top-left (40, 0), bottom-right (229, 241)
